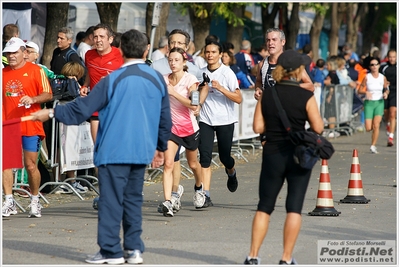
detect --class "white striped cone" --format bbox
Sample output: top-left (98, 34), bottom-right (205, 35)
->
top-left (340, 149), bottom-right (370, 203)
top-left (309, 159), bottom-right (340, 216)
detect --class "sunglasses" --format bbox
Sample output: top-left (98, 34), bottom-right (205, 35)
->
top-left (370, 63), bottom-right (379, 67)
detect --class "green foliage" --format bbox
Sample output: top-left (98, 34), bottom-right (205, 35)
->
top-left (174, 3), bottom-right (252, 27)
top-left (301, 3), bottom-right (329, 16)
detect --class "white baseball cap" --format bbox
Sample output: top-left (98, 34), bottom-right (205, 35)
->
top-left (3, 37), bottom-right (26, 53)
top-left (25, 41), bottom-right (40, 53)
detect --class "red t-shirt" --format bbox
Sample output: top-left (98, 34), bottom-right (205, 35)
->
top-left (85, 47), bottom-right (123, 116)
top-left (85, 46), bottom-right (124, 89)
top-left (2, 62), bottom-right (52, 139)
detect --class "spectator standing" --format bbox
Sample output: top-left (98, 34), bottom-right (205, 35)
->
top-left (222, 49), bottom-right (254, 89)
top-left (235, 39), bottom-right (256, 86)
top-left (31, 29), bottom-right (172, 265)
top-left (323, 57), bottom-right (341, 138)
top-left (2, 23), bottom-right (20, 68)
top-left (151, 35), bottom-right (169, 62)
top-left (49, 27), bottom-right (88, 193)
top-left (380, 49), bottom-right (397, 147)
top-left (357, 57), bottom-right (389, 154)
top-left (196, 41), bottom-right (242, 208)
top-left (2, 37), bottom-right (52, 217)
top-left (77, 26), bottom-right (95, 62)
top-left (160, 47), bottom-right (207, 217)
top-left (73, 31), bottom-right (86, 51)
top-left (25, 41), bottom-right (58, 79)
top-left (50, 27), bottom-right (85, 76)
top-left (244, 49), bottom-right (323, 265)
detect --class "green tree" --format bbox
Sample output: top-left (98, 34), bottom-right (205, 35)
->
top-left (175, 3), bottom-right (247, 51)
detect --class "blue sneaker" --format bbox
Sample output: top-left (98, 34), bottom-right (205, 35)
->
top-left (85, 251), bottom-right (124, 264)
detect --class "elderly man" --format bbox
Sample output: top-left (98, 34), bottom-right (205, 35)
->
top-left (2, 37), bottom-right (52, 218)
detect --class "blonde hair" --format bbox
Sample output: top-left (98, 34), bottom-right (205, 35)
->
top-left (336, 57), bottom-right (346, 69)
top-left (272, 65), bottom-right (304, 83)
top-left (61, 61), bottom-right (85, 80)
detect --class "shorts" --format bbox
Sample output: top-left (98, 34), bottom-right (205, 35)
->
top-left (384, 91), bottom-right (396, 109)
top-left (169, 131), bottom-right (200, 151)
top-left (364, 99), bottom-right (384, 119)
top-left (22, 136), bottom-right (41, 152)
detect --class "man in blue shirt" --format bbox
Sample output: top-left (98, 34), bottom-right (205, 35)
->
top-left (31, 29), bottom-right (172, 265)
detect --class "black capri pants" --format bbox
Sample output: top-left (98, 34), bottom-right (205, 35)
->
top-left (198, 122), bottom-right (235, 169)
top-left (257, 145), bottom-right (312, 215)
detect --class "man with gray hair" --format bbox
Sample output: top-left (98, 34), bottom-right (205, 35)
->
top-left (151, 35), bottom-right (169, 62)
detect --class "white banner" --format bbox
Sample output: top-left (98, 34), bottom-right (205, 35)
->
top-left (239, 90), bottom-right (258, 140)
top-left (59, 121), bottom-right (95, 173)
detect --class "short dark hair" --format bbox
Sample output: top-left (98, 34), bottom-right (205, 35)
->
top-left (222, 42), bottom-right (234, 51)
top-left (121, 29), bottom-right (148, 59)
top-left (205, 34), bottom-right (219, 45)
top-left (316, 58), bottom-right (325, 68)
top-left (93, 23), bottom-right (114, 38)
top-left (85, 26), bottom-right (96, 36)
top-left (76, 31), bottom-right (86, 42)
top-left (302, 44), bottom-right (312, 54)
top-left (205, 41), bottom-right (223, 53)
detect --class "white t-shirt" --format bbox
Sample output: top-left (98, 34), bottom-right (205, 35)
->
top-left (199, 64), bottom-right (240, 126)
top-left (151, 49), bottom-right (165, 62)
top-left (77, 42), bottom-right (93, 62)
top-left (366, 73), bottom-right (384, 100)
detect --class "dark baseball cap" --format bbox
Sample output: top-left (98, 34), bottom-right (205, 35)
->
top-left (277, 49), bottom-right (311, 72)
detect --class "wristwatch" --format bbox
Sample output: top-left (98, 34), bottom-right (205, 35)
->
top-left (48, 108), bottom-right (54, 119)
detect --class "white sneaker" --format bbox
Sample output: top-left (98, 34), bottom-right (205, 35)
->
top-left (72, 181), bottom-right (88, 193)
top-left (28, 199), bottom-right (42, 218)
top-left (2, 198), bottom-right (17, 217)
top-left (193, 190), bottom-right (206, 208)
top-left (161, 200), bottom-right (174, 217)
top-left (171, 185), bottom-right (184, 212)
top-left (124, 249), bottom-right (143, 264)
top-left (370, 145), bottom-right (378, 154)
top-left (328, 131), bottom-right (340, 138)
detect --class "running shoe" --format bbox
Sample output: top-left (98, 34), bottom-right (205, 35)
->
top-left (162, 200), bottom-right (174, 217)
top-left (370, 145), bottom-right (378, 154)
top-left (225, 168), bottom-right (238, 192)
top-left (85, 251), bottom-right (124, 264)
top-left (28, 198), bottom-right (42, 218)
top-left (244, 256), bottom-right (260, 265)
top-left (124, 249), bottom-right (143, 264)
top-left (388, 137), bottom-right (394, 147)
top-left (72, 181), bottom-right (88, 193)
top-left (2, 198), bottom-right (17, 217)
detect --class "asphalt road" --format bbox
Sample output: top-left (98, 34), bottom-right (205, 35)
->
top-left (2, 129), bottom-right (397, 266)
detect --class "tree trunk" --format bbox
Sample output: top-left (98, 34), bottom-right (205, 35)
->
top-left (329, 3), bottom-right (339, 56)
top-left (95, 3), bottom-right (121, 33)
top-left (352, 3), bottom-right (368, 55)
top-left (362, 3), bottom-right (383, 53)
top-left (145, 3), bottom-right (170, 51)
top-left (189, 4), bottom-right (213, 51)
top-left (286, 3), bottom-right (300, 50)
top-left (261, 4), bottom-right (280, 40)
top-left (226, 5), bottom-right (246, 53)
top-left (309, 4), bottom-right (329, 60)
top-left (42, 3), bottom-right (69, 68)
top-left (345, 4), bottom-right (355, 49)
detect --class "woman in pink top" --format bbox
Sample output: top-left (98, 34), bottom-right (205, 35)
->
top-left (160, 47), bottom-right (207, 217)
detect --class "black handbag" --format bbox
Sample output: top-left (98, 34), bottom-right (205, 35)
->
top-left (50, 77), bottom-right (81, 101)
top-left (270, 85), bottom-right (334, 170)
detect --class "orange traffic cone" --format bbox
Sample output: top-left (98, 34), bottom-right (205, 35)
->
top-left (340, 149), bottom-right (370, 204)
top-left (309, 159), bottom-right (341, 216)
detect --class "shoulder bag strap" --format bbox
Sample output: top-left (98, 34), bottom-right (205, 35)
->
top-left (270, 86), bottom-right (292, 133)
